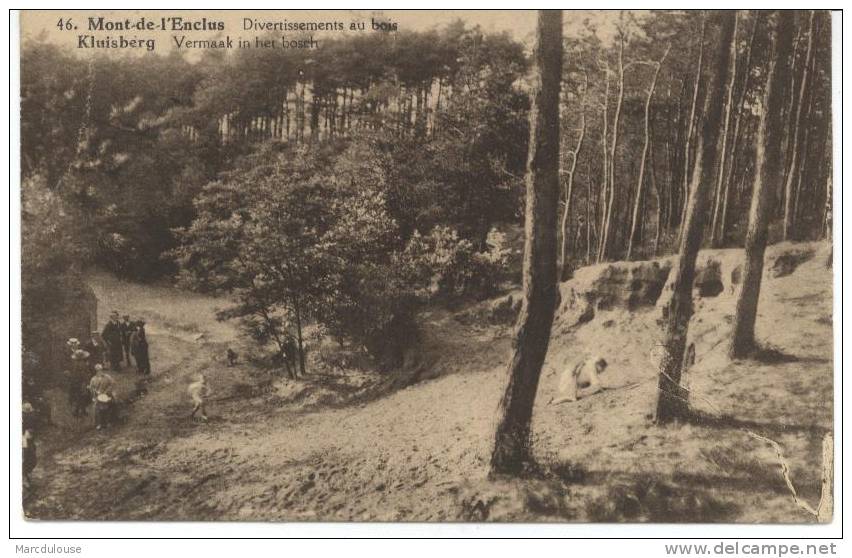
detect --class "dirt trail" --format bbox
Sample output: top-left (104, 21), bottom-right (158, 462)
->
top-left (24, 243), bottom-right (834, 522)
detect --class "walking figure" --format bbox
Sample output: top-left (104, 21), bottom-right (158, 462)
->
top-left (188, 374), bottom-right (211, 422)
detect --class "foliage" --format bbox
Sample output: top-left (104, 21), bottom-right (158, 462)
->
top-left (21, 175), bottom-right (94, 388)
top-left (403, 226), bottom-right (511, 301)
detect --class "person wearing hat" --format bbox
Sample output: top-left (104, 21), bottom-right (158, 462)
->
top-left (130, 319), bottom-right (151, 375)
top-left (66, 338), bottom-right (81, 368)
top-left (67, 349), bottom-right (92, 417)
top-left (101, 312), bottom-right (124, 371)
top-left (83, 332), bottom-right (106, 371)
top-left (120, 315), bottom-right (134, 366)
top-left (88, 364), bottom-right (116, 430)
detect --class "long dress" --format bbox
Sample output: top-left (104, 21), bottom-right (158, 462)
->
top-left (101, 321), bottom-right (124, 370)
top-left (131, 328), bottom-right (151, 375)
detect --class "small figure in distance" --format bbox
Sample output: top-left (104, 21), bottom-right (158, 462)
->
top-left (188, 373), bottom-right (211, 422)
top-left (550, 355), bottom-right (608, 405)
top-left (226, 348), bottom-right (238, 367)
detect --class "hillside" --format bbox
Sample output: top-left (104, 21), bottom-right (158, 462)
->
top-left (24, 241), bottom-right (833, 523)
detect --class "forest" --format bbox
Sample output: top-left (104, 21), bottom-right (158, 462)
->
top-left (20, 10), bottom-right (835, 521)
top-left (21, 11), bottom-right (831, 373)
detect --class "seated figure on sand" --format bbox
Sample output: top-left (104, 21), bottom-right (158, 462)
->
top-left (550, 355), bottom-right (608, 405)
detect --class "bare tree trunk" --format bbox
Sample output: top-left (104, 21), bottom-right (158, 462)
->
top-left (655, 11), bottom-right (736, 423)
top-left (293, 298), bottom-right (306, 377)
top-left (560, 76), bottom-right (587, 279)
top-left (586, 162), bottom-right (593, 264)
top-left (711, 12), bottom-right (740, 246)
top-left (491, 10), bottom-right (562, 475)
top-left (730, 11), bottom-right (795, 358)
top-left (679, 15), bottom-right (707, 245)
top-left (720, 11), bottom-right (759, 244)
top-left (605, 33), bottom-right (626, 259)
top-left (783, 10), bottom-right (815, 240)
top-left (651, 134), bottom-right (662, 256)
top-left (793, 36), bottom-right (818, 230)
top-left (597, 65), bottom-right (611, 263)
top-left (628, 45), bottom-right (670, 260)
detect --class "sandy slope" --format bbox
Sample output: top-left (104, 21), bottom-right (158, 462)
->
top-left (24, 242), bottom-right (834, 523)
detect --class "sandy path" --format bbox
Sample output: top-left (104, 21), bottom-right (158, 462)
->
top-left (24, 243), bottom-right (834, 522)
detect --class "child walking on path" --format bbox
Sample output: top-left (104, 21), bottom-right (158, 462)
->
top-left (188, 374), bottom-right (211, 421)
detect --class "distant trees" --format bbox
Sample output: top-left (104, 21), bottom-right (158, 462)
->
top-left (730, 11), bottom-right (796, 358)
top-left (19, 11), bottom-right (833, 378)
top-left (491, 10), bottom-right (562, 475)
top-left (21, 22), bottom-right (530, 282)
top-left (555, 10), bottom-right (831, 270)
top-left (20, 12), bottom-right (832, 286)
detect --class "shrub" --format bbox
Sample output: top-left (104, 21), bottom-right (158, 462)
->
top-left (403, 226), bottom-right (510, 301)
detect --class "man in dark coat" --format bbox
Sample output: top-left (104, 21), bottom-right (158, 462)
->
top-left (67, 349), bottom-right (91, 417)
top-left (120, 315), bottom-right (133, 366)
top-left (83, 332), bottom-right (106, 370)
top-left (130, 320), bottom-right (151, 375)
top-left (101, 312), bottom-right (124, 371)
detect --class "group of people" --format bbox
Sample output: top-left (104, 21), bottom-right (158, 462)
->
top-left (64, 311), bottom-right (152, 430)
top-left (100, 311), bottom-right (151, 375)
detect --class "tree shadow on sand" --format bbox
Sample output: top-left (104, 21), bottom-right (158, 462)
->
top-left (736, 343), bottom-right (829, 365)
top-left (686, 410), bottom-right (830, 439)
top-left (477, 459), bottom-right (740, 522)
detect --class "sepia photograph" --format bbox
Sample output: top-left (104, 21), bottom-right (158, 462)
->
top-left (14, 7), bottom-right (838, 530)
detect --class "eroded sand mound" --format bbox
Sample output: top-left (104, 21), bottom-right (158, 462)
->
top-left (25, 242), bottom-right (832, 523)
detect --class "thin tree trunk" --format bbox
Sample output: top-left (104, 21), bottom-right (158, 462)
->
top-left (294, 298), bottom-right (306, 377)
top-left (720, 11), bottom-right (759, 244)
top-left (560, 75), bottom-right (587, 279)
top-left (606, 34), bottom-right (626, 258)
top-left (730, 11), bottom-right (795, 358)
top-left (491, 10), bottom-right (562, 475)
top-left (651, 132), bottom-right (662, 256)
top-left (780, 23), bottom-right (804, 212)
top-left (822, 168), bottom-right (832, 240)
top-left (783, 10), bottom-right (815, 240)
top-left (656, 11), bottom-right (736, 423)
top-left (586, 161), bottom-right (593, 264)
top-left (628, 45), bottom-right (670, 260)
top-left (670, 78), bottom-right (687, 233)
top-left (711, 12), bottom-right (740, 246)
top-left (597, 65), bottom-right (611, 263)
top-left (793, 36), bottom-right (818, 229)
top-left (679, 15), bottom-right (707, 245)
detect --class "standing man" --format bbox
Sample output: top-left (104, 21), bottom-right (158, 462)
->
top-left (130, 319), bottom-right (151, 375)
top-left (83, 332), bottom-right (106, 370)
top-left (101, 311), bottom-right (124, 372)
top-left (120, 315), bottom-right (133, 367)
top-left (67, 349), bottom-right (92, 418)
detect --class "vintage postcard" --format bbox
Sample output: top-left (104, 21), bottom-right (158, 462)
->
top-left (16, 8), bottom-right (836, 527)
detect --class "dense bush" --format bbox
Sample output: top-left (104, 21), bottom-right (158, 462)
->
top-left (404, 226), bottom-right (511, 301)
